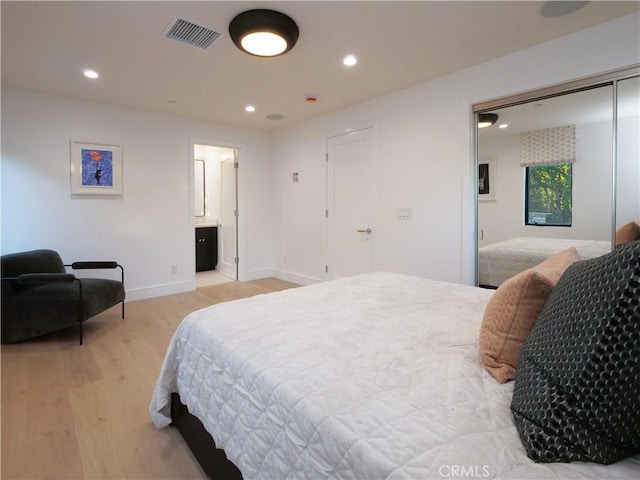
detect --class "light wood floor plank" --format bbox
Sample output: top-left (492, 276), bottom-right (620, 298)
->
top-left (1, 358), bottom-right (30, 476)
top-left (68, 380), bottom-right (122, 479)
top-left (26, 353), bottom-right (85, 479)
top-left (1, 278), bottom-right (298, 479)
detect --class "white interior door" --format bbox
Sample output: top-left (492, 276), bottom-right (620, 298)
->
top-left (327, 127), bottom-right (377, 279)
top-left (219, 152), bottom-right (238, 280)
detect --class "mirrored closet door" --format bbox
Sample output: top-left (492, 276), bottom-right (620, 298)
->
top-left (616, 75), bottom-right (640, 234)
top-left (474, 68), bottom-right (639, 288)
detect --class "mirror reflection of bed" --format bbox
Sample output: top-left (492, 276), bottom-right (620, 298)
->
top-left (477, 74), bottom-right (640, 288)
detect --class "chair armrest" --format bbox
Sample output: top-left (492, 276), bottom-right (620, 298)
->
top-left (17, 273), bottom-right (77, 284)
top-left (65, 262), bottom-right (124, 285)
top-left (67, 261), bottom-right (119, 269)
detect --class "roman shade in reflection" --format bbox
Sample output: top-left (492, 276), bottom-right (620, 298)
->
top-left (520, 125), bottom-right (576, 166)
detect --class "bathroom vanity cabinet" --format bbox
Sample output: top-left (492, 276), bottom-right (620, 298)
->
top-left (195, 226), bottom-right (218, 272)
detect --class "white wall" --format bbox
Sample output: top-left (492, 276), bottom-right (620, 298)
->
top-left (2, 13), bottom-right (638, 297)
top-left (272, 13), bottom-right (640, 286)
top-left (479, 120), bottom-right (614, 247)
top-left (1, 89), bottom-right (274, 300)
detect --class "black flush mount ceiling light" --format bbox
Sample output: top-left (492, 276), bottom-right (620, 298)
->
top-left (229, 9), bottom-right (299, 57)
top-left (540, 1), bottom-right (590, 18)
top-left (478, 113), bottom-right (499, 128)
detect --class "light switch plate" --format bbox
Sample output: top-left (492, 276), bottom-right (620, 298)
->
top-left (397, 208), bottom-right (412, 220)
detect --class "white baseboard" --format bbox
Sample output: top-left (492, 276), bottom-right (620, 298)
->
top-left (245, 267), bottom-right (322, 286)
top-left (126, 269), bottom-right (322, 302)
top-left (244, 267), bottom-right (275, 281)
top-left (125, 280), bottom-right (194, 302)
top-left (268, 268), bottom-right (323, 286)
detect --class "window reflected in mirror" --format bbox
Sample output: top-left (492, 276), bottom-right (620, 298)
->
top-left (525, 163), bottom-right (572, 227)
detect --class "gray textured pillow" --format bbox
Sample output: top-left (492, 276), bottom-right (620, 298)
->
top-left (510, 240), bottom-right (640, 464)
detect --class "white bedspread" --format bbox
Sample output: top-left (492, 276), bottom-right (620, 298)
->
top-left (479, 237), bottom-right (611, 287)
top-left (150, 272), bottom-right (639, 479)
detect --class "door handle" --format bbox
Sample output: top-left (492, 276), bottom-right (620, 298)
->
top-left (357, 228), bottom-right (372, 234)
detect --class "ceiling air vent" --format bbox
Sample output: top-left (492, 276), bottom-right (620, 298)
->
top-left (163, 18), bottom-right (222, 50)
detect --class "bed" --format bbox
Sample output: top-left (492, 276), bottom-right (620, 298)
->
top-left (478, 237), bottom-right (611, 287)
top-left (150, 265), bottom-right (639, 479)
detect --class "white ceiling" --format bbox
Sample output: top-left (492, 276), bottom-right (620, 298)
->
top-left (2, 1), bottom-right (638, 132)
top-left (479, 75), bottom-right (640, 141)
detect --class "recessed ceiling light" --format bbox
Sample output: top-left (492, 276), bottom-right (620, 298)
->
top-left (245, 105), bottom-right (256, 112)
top-left (266, 114), bottom-right (285, 121)
top-left (83, 69), bottom-right (99, 79)
top-left (499, 124), bottom-right (509, 129)
top-left (343, 54), bottom-right (357, 67)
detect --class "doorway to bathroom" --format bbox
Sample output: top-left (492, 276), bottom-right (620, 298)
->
top-left (193, 142), bottom-right (238, 286)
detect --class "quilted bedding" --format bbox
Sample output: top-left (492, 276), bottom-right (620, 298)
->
top-left (150, 272), bottom-right (639, 479)
top-left (478, 237), bottom-right (611, 287)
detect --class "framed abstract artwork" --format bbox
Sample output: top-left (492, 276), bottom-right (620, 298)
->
top-left (478, 157), bottom-right (496, 201)
top-left (71, 141), bottom-right (123, 195)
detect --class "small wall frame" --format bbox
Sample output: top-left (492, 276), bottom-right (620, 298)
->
top-left (71, 140), bottom-right (123, 195)
top-left (478, 157), bottom-right (496, 202)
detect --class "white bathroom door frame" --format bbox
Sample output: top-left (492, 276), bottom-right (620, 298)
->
top-left (191, 139), bottom-right (239, 282)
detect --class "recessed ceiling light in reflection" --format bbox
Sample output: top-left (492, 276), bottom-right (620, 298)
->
top-left (266, 114), bottom-right (285, 121)
top-left (83, 69), bottom-right (99, 79)
top-left (499, 124), bottom-right (509, 129)
top-left (343, 54), bottom-right (357, 66)
top-left (245, 105), bottom-right (256, 112)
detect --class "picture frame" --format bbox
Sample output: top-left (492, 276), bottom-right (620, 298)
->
top-left (71, 140), bottom-right (122, 195)
top-left (478, 157), bottom-right (496, 201)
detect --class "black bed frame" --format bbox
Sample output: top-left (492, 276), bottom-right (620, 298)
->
top-left (170, 393), bottom-right (243, 479)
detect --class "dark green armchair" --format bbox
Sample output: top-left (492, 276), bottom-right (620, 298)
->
top-left (1, 249), bottom-right (125, 344)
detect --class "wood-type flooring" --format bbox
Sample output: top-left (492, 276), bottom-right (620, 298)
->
top-left (1, 277), bottom-right (297, 479)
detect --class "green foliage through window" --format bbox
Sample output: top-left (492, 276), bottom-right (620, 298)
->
top-left (525, 163), bottom-right (572, 226)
